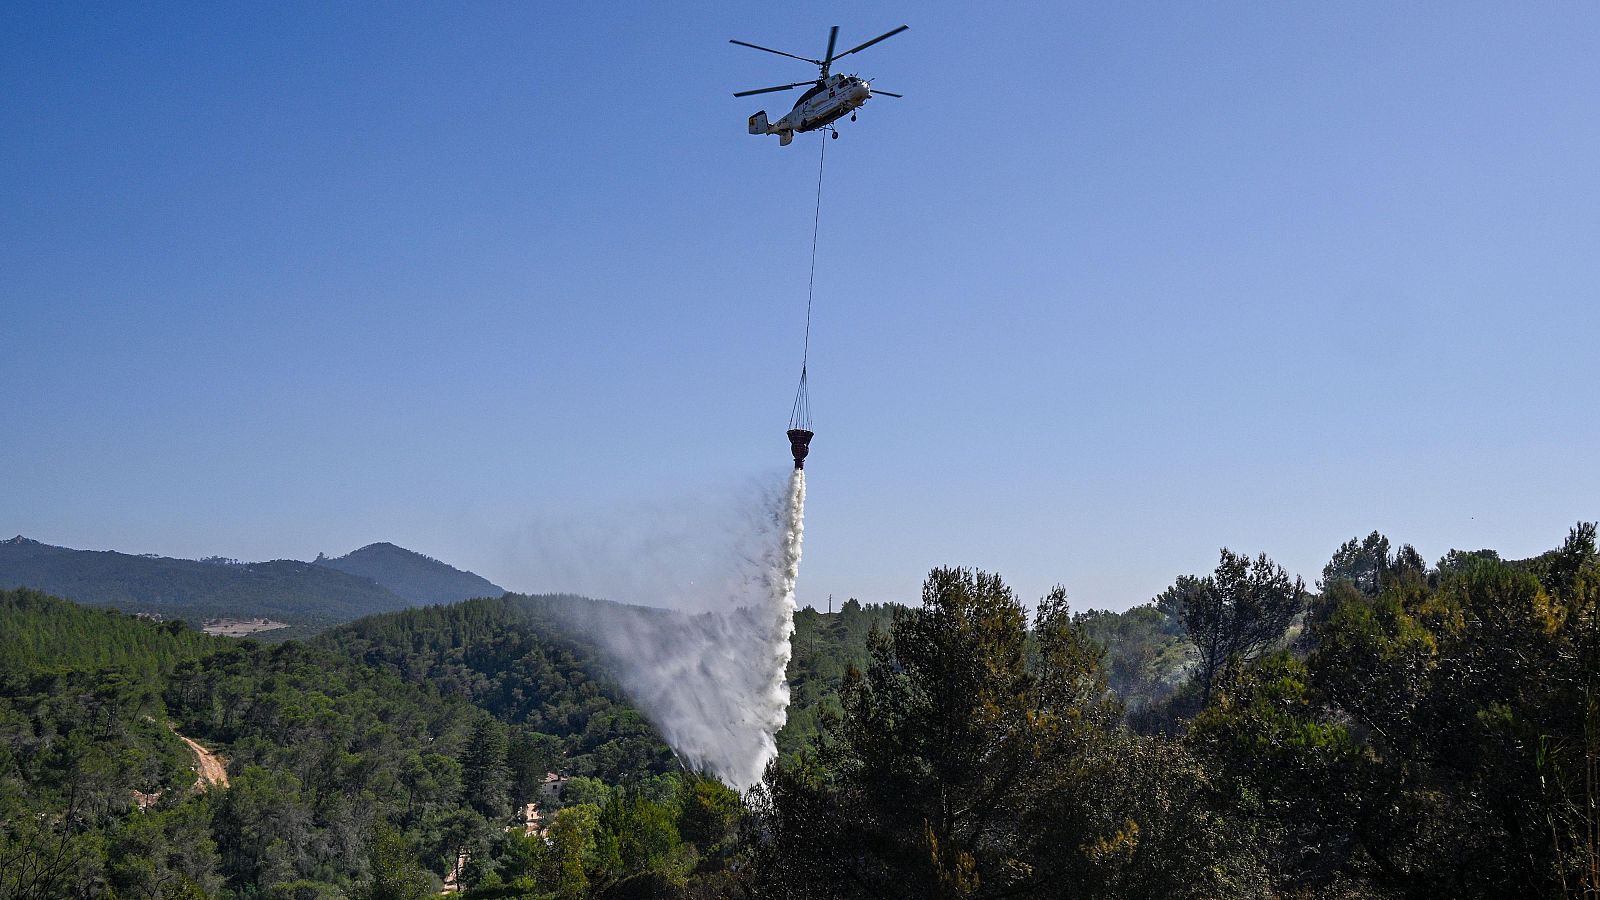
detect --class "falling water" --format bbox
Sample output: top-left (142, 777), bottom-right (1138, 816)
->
top-left (550, 468), bottom-right (805, 792)
top-left (758, 467), bottom-right (806, 752)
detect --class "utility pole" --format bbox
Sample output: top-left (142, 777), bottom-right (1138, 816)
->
top-left (827, 593), bottom-right (833, 615)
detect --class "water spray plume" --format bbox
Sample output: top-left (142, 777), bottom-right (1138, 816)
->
top-left (762, 468), bottom-right (806, 739)
top-left (551, 468), bottom-right (806, 792)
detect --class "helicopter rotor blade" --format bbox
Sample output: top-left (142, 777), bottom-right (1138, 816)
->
top-left (821, 26), bottom-right (839, 76)
top-left (733, 81), bottom-right (814, 98)
top-left (870, 89), bottom-right (904, 98)
top-left (835, 25), bottom-right (908, 60)
top-left (729, 39), bottom-right (821, 66)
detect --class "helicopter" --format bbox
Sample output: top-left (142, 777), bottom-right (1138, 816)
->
top-left (731, 25), bottom-right (907, 145)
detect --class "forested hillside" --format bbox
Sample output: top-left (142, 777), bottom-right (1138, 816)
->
top-left (4, 523), bottom-right (1596, 899)
top-left (0, 587), bottom-right (746, 898)
top-left (0, 587), bottom-right (487, 896)
top-left (314, 541), bottom-right (506, 605)
top-left (313, 594), bottom-right (677, 781)
top-left (0, 587), bottom-right (224, 675)
top-left (316, 589), bottom-right (906, 769)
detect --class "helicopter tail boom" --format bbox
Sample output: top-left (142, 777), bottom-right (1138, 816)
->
top-left (748, 110), bottom-right (794, 146)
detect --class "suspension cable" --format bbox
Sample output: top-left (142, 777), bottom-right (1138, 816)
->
top-left (790, 130), bottom-right (827, 431)
top-left (803, 128), bottom-right (826, 371)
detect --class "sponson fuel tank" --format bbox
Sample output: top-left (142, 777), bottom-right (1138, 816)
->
top-left (787, 429), bottom-right (814, 470)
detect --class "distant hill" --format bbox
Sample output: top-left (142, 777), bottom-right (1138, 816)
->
top-left (0, 535), bottom-right (411, 629)
top-left (313, 541), bottom-right (504, 605)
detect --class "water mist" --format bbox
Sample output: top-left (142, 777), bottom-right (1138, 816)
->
top-left (553, 469), bottom-right (805, 791)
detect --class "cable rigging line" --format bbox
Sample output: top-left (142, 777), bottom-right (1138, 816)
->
top-left (790, 129), bottom-right (827, 431)
top-left (804, 126), bottom-right (826, 371)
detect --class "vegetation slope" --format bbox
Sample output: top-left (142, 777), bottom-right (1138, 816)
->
top-left (4, 521), bottom-right (1597, 899)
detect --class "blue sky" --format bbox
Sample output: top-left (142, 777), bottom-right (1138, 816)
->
top-left (4, 2), bottom-right (1597, 612)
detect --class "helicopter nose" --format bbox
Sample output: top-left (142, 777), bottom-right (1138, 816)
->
top-left (854, 83), bottom-right (870, 101)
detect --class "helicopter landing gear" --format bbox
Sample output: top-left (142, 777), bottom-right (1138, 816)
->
top-left (850, 112), bottom-right (856, 121)
top-left (831, 129), bottom-right (838, 139)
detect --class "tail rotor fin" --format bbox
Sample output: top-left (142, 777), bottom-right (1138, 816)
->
top-left (749, 110), bottom-right (794, 145)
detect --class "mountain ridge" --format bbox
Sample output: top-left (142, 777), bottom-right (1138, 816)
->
top-left (0, 535), bottom-right (504, 632)
top-left (313, 540), bottom-right (505, 605)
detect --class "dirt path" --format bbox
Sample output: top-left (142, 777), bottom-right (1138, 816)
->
top-left (174, 730), bottom-right (229, 790)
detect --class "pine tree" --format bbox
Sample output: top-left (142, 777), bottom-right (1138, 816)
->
top-left (1166, 549), bottom-right (1305, 706)
top-left (461, 719), bottom-right (510, 821)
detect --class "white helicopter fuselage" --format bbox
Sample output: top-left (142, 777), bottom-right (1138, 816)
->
top-left (748, 75), bottom-right (872, 146)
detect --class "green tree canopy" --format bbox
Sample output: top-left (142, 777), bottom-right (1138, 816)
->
top-left (756, 568), bottom-right (1264, 899)
top-left (1164, 549), bottom-right (1306, 706)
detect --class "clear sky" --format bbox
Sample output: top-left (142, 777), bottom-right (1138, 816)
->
top-left (4, 2), bottom-right (1597, 613)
